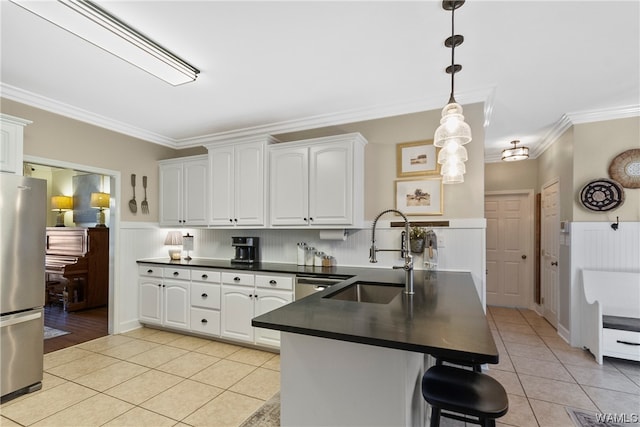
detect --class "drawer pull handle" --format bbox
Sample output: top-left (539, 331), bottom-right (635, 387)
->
top-left (147, 269), bottom-right (153, 274)
top-left (201, 293), bottom-right (208, 298)
top-left (617, 340), bottom-right (640, 346)
top-left (201, 319), bottom-right (208, 324)
top-left (173, 272), bottom-right (179, 276)
top-left (202, 274), bottom-right (208, 279)
top-left (234, 277), bottom-right (241, 281)
top-left (269, 280), bottom-right (277, 285)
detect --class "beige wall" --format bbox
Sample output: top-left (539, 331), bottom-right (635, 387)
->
top-left (1, 98), bottom-right (206, 222)
top-left (485, 159), bottom-right (538, 192)
top-left (572, 117), bottom-right (640, 222)
top-left (538, 127), bottom-right (575, 222)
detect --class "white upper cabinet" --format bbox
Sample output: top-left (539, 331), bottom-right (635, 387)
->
top-left (207, 137), bottom-right (274, 227)
top-left (1, 114), bottom-right (31, 175)
top-left (269, 133), bottom-right (367, 228)
top-left (159, 155), bottom-right (208, 227)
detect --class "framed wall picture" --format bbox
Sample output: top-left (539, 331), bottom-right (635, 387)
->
top-left (395, 178), bottom-right (443, 215)
top-left (396, 140), bottom-right (440, 177)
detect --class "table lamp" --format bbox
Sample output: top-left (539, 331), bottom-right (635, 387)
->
top-left (164, 231), bottom-right (183, 260)
top-left (51, 195), bottom-right (73, 227)
top-left (90, 192), bottom-right (110, 227)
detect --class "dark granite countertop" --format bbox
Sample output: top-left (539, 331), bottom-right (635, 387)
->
top-left (138, 258), bottom-right (498, 364)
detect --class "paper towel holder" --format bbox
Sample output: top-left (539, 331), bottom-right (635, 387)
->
top-left (318, 229), bottom-right (348, 241)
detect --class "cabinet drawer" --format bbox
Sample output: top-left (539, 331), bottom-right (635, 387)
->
top-left (190, 308), bottom-right (221, 336)
top-left (603, 328), bottom-right (640, 361)
top-left (138, 265), bottom-right (163, 278)
top-left (191, 269), bottom-right (221, 283)
top-left (255, 274), bottom-right (293, 291)
top-left (221, 272), bottom-right (254, 286)
top-left (191, 283), bottom-right (221, 309)
top-left (164, 268), bottom-right (191, 280)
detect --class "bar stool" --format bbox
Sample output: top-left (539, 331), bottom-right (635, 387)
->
top-left (421, 365), bottom-right (508, 427)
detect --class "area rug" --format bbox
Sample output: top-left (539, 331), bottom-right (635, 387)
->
top-left (566, 407), bottom-right (625, 427)
top-left (240, 392), bottom-right (280, 427)
top-left (44, 326), bottom-right (70, 340)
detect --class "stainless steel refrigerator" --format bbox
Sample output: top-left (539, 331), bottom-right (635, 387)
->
top-left (0, 173), bottom-right (46, 400)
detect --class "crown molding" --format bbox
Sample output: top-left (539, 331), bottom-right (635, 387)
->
top-left (567, 104), bottom-right (640, 124)
top-left (1, 82), bottom-right (492, 149)
top-left (1, 83), bottom-right (178, 148)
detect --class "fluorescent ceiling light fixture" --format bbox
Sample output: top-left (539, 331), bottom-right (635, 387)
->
top-left (10, 0), bottom-right (199, 85)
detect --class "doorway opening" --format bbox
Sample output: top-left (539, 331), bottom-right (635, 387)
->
top-left (24, 156), bottom-right (120, 353)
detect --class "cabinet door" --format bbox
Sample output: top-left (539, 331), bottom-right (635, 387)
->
top-left (0, 122), bottom-right (19, 174)
top-left (221, 284), bottom-right (254, 342)
top-left (139, 279), bottom-right (162, 326)
top-left (269, 147), bottom-right (309, 226)
top-left (209, 146), bottom-right (235, 226)
top-left (159, 162), bottom-right (183, 226)
top-left (234, 142), bottom-right (265, 226)
top-left (309, 141), bottom-right (353, 225)
top-left (254, 289), bottom-right (293, 347)
top-left (163, 280), bottom-right (190, 331)
top-left (183, 158), bottom-right (209, 225)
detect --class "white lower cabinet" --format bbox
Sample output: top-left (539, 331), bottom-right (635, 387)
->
top-left (138, 266), bottom-right (190, 331)
top-left (221, 272), bottom-right (293, 348)
top-left (190, 270), bottom-right (222, 336)
top-left (254, 288), bottom-right (293, 347)
top-left (139, 265), bottom-right (292, 349)
top-left (221, 284), bottom-right (255, 343)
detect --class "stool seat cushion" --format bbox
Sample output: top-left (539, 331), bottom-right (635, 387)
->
top-left (422, 365), bottom-right (508, 419)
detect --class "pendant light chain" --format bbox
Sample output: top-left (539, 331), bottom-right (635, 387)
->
top-left (449, 5), bottom-right (456, 104)
top-left (434, 0), bottom-right (471, 184)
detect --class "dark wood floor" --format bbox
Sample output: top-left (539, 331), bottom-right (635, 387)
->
top-left (44, 304), bottom-right (109, 354)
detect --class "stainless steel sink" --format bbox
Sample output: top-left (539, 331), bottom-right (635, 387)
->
top-left (324, 282), bottom-right (404, 304)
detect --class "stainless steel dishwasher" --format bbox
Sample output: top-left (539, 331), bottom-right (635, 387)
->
top-left (294, 275), bottom-right (347, 300)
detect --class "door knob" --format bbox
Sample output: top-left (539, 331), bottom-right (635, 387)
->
top-left (521, 255), bottom-right (527, 259)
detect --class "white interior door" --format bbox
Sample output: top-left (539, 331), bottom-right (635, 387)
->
top-left (485, 193), bottom-right (532, 307)
top-left (541, 181), bottom-right (560, 327)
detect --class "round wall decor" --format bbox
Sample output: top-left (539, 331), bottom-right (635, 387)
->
top-left (609, 148), bottom-right (640, 188)
top-left (579, 178), bottom-right (625, 212)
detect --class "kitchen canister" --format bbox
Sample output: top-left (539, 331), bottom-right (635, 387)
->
top-left (314, 251), bottom-right (325, 267)
top-left (305, 246), bottom-right (315, 266)
top-left (297, 242), bottom-right (307, 265)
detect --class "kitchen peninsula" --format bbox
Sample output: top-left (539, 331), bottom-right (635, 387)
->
top-left (137, 259), bottom-right (498, 426)
top-left (253, 268), bottom-right (498, 427)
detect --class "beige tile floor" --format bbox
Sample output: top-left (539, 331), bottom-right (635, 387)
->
top-left (1, 307), bottom-right (639, 426)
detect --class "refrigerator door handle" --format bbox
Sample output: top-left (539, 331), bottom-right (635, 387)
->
top-left (0, 311), bottom-right (42, 329)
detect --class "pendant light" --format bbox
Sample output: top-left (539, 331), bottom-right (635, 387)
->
top-left (434, 0), bottom-right (471, 184)
top-left (501, 140), bottom-right (530, 162)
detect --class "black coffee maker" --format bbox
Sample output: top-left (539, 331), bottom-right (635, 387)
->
top-left (231, 237), bottom-right (260, 264)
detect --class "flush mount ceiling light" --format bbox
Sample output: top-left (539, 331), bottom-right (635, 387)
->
top-left (433, 0), bottom-right (471, 184)
top-left (501, 140), bottom-right (530, 162)
top-left (10, 0), bottom-right (199, 86)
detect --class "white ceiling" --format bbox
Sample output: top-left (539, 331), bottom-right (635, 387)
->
top-left (1, 1), bottom-right (639, 162)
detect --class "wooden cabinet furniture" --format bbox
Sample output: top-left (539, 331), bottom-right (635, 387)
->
top-left (207, 137), bottom-right (276, 227)
top-left (269, 133), bottom-right (367, 227)
top-left (158, 155), bottom-right (208, 227)
top-left (45, 227), bottom-right (109, 312)
top-left (0, 114), bottom-right (31, 175)
top-left (138, 264), bottom-right (292, 349)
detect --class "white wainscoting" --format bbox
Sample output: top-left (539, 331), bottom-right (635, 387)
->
top-left (114, 219), bottom-right (487, 332)
top-left (569, 221), bottom-right (640, 346)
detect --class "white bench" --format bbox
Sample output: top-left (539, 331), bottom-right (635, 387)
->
top-left (580, 270), bottom-right (640, 364)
